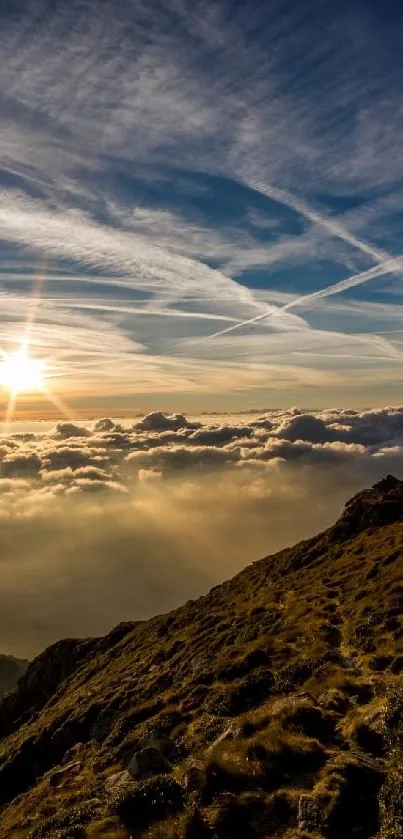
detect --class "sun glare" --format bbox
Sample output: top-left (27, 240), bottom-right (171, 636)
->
top-left (0, 350), bottom-right (46, 395)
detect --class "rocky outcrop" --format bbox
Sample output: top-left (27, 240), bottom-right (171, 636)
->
top-left (334, 474), bottom-right (403, 538)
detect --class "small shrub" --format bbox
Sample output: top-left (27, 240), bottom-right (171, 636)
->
top-left (216, 649), bottom-right (271, 683)
top-left (245, 738), bottom-right (326, 788)
top-left (108, 775), bottom-right (184, 830)
top-left (355, 722), bottom-right (385, 757)
top-left (368, 655), bottom-right (393, 672)
top-left (326, 761), bottom-right (384, 839)
top-left (275, 662), bottom-right (313, 693)
top-left (212, 798), bottom-right (257, 839)
top-left (283, 704), bottom-right (336, 744)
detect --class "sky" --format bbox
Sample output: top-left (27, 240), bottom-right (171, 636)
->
top-left (0, 0), bottom-right (402, 418)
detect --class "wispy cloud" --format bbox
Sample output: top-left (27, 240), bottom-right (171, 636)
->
top-left (0, 0), bottom-right (402, 411)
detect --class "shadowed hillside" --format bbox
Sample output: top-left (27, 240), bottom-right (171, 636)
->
top-left (0, 657), bottom-right (28, 699)
top-left (1, 476), bottom-right (403, 838)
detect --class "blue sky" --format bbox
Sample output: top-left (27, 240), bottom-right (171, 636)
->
top-left (0, 0), bottom-right (403, 415)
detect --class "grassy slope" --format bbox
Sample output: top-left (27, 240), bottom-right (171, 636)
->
top-left (1, 476), bottom-right (403, 838)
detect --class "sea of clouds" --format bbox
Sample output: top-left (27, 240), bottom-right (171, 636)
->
top-left (2, 405), bottom-right (403, 657)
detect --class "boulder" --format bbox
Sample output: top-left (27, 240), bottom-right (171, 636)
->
top-left (128, 746), bottom-right (172, 779)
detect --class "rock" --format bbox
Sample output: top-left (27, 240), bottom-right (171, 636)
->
top-left (128, 746), bottom-right (172, 779)
top-left (48, 761), bottom-right (81, 788)
top-left (335, 475), bottom-right (403, 539)
top-left (104, 770), bottom-right (132, 797)
top-left (184, 761), bottom-right (206, 793)
top-left (298, 793), bottom-right (324, 832)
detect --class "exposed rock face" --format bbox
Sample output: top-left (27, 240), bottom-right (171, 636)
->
top-left (335, 474), bottom-right (403, 538)
top-left (1, 476), bottom-right (403, 838)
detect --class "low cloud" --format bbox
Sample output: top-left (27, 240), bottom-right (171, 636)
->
top-left (134, 412), bottom-right (200, 432)
top-left (2, 406), bottom-right (403, 658)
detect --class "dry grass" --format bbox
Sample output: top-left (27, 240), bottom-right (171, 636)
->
top-left (1, 477), bottom-right (403, 837)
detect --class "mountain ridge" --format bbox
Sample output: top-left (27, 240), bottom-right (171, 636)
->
top-left (1, 476), bottom-right (403, 838)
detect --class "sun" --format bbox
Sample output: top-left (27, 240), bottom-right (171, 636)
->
top-left (0, 350), bottom-right (46, 395)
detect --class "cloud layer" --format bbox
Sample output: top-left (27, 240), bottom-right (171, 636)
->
top-left (2, 406), bottom-right (403, 657)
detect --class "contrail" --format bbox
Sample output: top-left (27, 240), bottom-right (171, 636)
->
top-left (193, 256), bottom-right (403, 344)
top-left (166, 182), bottom-right (403, 354)
top-left (246, 180), bottom-right (390, 265)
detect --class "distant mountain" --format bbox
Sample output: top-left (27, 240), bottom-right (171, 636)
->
top-left (0, 655), bottom-right (28, 698)
top-left (1, 476), bottom-right (403, 838)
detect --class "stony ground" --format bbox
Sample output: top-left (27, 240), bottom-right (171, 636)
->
top-left (1, 475), bottom-right (403, 838)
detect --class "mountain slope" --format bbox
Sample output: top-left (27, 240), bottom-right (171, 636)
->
top-left (0, 656), bottom-right (28, 698)
top-left (1, 476), bottom-right (403, 838)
